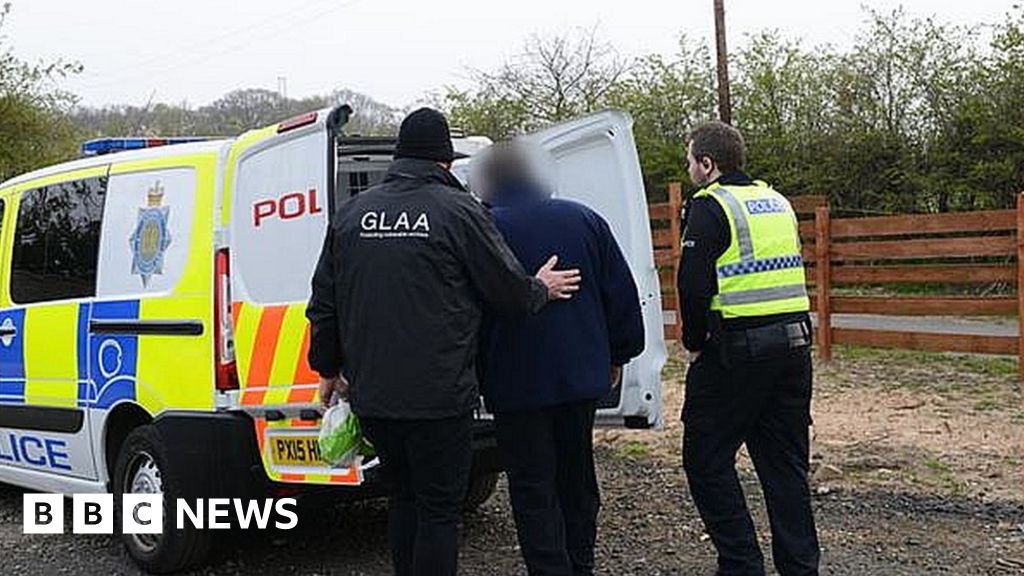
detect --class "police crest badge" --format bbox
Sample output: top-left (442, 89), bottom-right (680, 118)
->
top-left (130, 181), bottom-right (172, 287)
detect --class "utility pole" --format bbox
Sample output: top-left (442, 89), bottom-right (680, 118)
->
top-left (714, 0), bottom-right (732, 124)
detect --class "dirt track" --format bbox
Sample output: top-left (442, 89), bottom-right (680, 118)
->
top-left (1, 345), bottom-right (1023, 575)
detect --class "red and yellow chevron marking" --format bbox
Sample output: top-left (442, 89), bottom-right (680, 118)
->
top-left (237, 301), bottom-right (362, 486)
top-left (233, 301), bottom-right (319, 407)
top-left (252, 417), bottom-right (362, 485)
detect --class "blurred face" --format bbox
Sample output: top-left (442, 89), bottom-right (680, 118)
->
top-left (687, 141), bottom-right (714, 186)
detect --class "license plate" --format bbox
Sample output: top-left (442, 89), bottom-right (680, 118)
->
top-left (268, 435), bottom-right (323, 467)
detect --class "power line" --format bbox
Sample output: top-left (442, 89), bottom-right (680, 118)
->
top-left (74, 0), bottom-right (353, 92)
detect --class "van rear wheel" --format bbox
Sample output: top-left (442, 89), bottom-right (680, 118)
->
top-left (113, 425), bottom-right (211, 573)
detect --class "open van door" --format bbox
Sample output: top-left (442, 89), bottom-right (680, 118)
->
top-left (223, 106), bottom-right (365, 485)
top-left (521, 110), bottom-right (666, 428)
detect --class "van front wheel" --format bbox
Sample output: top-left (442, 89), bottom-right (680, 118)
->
top-left (113, 425), bottom-right (211, 574)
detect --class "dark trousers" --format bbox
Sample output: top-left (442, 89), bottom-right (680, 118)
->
top-left (494, 400), bottom-right (600, 576)
top-left (682, 345), bottom-right (820, 576)
top-left (361, 414), bottom-right (473, 576)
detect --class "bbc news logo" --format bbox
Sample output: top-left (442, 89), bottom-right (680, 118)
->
top-left (23, 494), bottom-right (298, 534)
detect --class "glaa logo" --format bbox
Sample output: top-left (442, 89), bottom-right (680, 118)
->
top-left (359, 211), bottom-right (431, 239)
top-left (360, 211), bottom-right (430, 232)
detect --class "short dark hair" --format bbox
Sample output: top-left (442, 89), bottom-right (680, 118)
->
top-left (688, 121), bottom-right (746, 174)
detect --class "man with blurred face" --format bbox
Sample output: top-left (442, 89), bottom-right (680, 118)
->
top-left (477, 142), bottom-right (645, 576)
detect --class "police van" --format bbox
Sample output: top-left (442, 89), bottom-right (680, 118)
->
top-left (0, 105), bottom-right (667, 572)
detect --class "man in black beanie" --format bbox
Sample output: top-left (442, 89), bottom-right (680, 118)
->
top-left (307, 108), bottom-right (582, 576)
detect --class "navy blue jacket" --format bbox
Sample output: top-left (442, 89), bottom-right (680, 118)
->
top-left (481, 181), bottom-right (645, 413)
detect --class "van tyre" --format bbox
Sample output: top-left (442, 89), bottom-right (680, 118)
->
top-left (464, 471), bottom-right (499, 511)
top-left (113, 425), bottom-right (211, 574)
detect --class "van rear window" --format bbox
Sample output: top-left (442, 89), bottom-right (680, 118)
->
top-left (335, 160), bottom-right (388, 206)
top-left (11, 177), bottom-right (106, 304)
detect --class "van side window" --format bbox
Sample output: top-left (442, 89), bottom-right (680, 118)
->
top-left (95, 168), bottom-right (196, 297)
top-left (11, 177), bottom-right (107, 304)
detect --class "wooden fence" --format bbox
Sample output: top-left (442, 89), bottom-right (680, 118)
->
top-left (650, 187), bottom-right (1024, 379)
top-left (808, 197), bottom-right (1024, 380)
top-left (650, 184), bottom-right (683, 340)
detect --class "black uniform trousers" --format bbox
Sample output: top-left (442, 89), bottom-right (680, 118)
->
top-left (361, 414), bottom-right (473, 576)
top-left (682, 341), bottom-right (820, 576)
top-left (494, 400), bottom-right (600, 576)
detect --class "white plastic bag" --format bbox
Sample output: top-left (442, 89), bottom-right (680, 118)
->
top-left (318, 400), bottom-right (361, 467)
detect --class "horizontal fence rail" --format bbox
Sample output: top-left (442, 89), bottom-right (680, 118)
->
top-left (811, 194), bottom-right (1024, 383)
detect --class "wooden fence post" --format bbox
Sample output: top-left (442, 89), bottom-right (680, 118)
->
top-left (1017, 193), bottom-right (1024, 386)
top-left (668, 182), bottom-right (683, 341)
top-left (815, 206), bottom-right (832, 361)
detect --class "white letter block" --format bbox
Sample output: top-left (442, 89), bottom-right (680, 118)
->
top-left (122, 494), bottom-right (163, 535)
top-left (23, 494), bottom-right (64, 534)
top-left (73, 493), bottom-right (113, 534)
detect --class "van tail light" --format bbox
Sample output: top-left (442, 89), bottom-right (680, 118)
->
top-left (214, 248), bottom-right (239, 391)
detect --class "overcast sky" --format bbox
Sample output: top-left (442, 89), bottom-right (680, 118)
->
top-left (5, 0), bottom-right (1017, 109)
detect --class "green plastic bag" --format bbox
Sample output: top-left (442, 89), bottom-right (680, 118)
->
top-left (318, 401), bottom-right (364, 467)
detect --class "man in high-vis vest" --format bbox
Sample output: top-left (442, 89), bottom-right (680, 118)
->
top-left (677, 121), bottom-right (820, 576)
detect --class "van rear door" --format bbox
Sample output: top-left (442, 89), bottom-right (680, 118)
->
top-left (224, 106), bottom-right (364, 485)
top-left (521, 110), bottom-right (666, 428)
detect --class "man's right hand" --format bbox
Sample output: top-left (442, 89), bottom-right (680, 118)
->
top-left (535, 255), bottom-right (581, 301)
top-left (319, 374), bottom-right (350, 409)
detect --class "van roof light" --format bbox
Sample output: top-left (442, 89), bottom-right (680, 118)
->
top-left (80, 137), bottom-right (213, 157)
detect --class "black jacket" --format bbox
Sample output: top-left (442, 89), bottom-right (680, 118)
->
top-left (306, 158), bottom-right (548, 419)
top-left (677, 172), bottom-right (807, 352)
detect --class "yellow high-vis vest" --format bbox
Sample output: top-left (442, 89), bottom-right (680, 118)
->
top-left (694, 180), bottom-right (810, 318)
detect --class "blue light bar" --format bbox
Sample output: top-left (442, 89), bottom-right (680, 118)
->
top-left (80, 137), bottom-right (213, 157)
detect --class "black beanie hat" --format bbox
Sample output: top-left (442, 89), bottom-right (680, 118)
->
top-left (395, 108), bottom-right (455, 163)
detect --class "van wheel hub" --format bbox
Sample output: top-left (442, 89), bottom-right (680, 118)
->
top-left (124, 451), bottom-right (163, 553)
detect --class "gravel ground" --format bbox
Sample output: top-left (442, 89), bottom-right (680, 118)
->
top-left (2, 444), bottom-right (1022, 576)
top-left (3, 346), bottom-right (1023, 575)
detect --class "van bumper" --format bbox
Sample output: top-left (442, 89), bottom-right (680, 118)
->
top-left (152, 411), bottom-right (269, 500)
top-left (153, 411), bottom-right (501, 499)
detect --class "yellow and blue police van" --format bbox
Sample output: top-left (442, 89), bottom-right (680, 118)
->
top-left (0, 105), bottom-right (666, 572)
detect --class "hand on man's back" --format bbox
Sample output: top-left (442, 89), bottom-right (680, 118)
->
top-left (535, 255), bottom-right (581, 301)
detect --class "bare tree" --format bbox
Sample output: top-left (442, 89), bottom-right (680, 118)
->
top-left (464, 28), bottom-right (633, 131)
